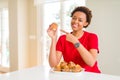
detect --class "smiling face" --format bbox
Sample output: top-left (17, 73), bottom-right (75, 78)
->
top-left (71, 11), bottom-right (88, 31)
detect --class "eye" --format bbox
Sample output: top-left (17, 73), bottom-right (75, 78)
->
top-left (79, 19), bottom-right (83, 22)
top-left (72, 17), bottom-right (77, 20)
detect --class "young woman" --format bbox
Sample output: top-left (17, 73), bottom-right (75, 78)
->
top-left (47, 6), bottom-right (101, 73)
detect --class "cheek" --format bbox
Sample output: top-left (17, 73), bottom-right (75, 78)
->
top-left (78, 23), bottom-right (85, 29)
top-left (78, 22), bottom-right (84, 26)
top-left (71, 19), bottom-right (74, 23)
top-left (71, 20), bottom-right (74, 26)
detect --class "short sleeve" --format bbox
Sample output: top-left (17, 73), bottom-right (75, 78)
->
top-left (88, 33), bottom-right (99, 53)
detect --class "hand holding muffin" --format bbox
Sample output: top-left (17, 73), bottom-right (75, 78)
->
top-left (47, 22), bottom-right (58, 39)
top-left (50, 22), bottom-right (58, 31)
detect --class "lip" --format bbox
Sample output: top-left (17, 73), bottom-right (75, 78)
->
top-left (72, 24), bottom-right (78, 28)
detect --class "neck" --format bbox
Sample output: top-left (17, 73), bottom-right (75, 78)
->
top-left (72, 30), bottom-right (84, 39)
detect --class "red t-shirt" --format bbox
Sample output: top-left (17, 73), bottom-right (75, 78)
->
top-left (56, 31), bottom-right (101, 73)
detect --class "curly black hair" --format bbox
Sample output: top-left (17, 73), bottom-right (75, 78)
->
top-left (71, 6), bottom-right (92, 28)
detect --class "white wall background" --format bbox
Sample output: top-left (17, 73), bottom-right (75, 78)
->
top-left (86, 0), bottom-right (120, 76)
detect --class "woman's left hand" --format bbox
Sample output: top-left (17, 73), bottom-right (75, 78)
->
top-left (66, 33), bottom-right (79, 44)
top-left (60, 29), bottom-right (79, 44)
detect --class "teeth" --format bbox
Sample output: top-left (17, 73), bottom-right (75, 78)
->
top-left (73, 24), bottom-right (78, 28)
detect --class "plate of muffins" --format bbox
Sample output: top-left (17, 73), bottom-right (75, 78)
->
top-left (50, 61), bottom-right (84, 74)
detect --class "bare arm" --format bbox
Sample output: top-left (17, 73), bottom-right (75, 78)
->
top-left (49, 38), bottom-right (62, 67)
top-left (76, 44), bottom-right (98, 67)
top-left (47, 26), bottom-right (62, 67)
top-left (68, 33), bottom-right (97, 67)
top-left (61, 30), bottom-right (98, 67)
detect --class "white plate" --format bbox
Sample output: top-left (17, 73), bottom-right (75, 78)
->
top-left (50, 68), bottom-right (84, 75)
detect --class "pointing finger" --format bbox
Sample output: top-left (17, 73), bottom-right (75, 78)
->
top-left (60, 29), bottom-right (69, 34)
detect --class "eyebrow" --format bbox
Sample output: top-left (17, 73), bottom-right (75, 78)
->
top-left (72, 16), bottom-right (83, 20)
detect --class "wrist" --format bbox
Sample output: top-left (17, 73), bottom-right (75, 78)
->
top-left (51, 35), bottom-right (57, 40)
top-left (74, 42), bottom-right (80, 48)
top-left (52, 37), bottom-right (57, 42)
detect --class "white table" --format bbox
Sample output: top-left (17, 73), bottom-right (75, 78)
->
top-left (0, 65), bottom-right (120, 80)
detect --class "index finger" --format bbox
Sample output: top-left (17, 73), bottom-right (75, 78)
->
top-left (60, 29), bottom-right (69, 34)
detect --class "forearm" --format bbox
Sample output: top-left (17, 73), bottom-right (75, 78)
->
top-left (76, 43), bottom-right (97, 67)
top-left (49, 38), bottom-right (58, 67)
top-left (66, 33), bottom-right (97, 67)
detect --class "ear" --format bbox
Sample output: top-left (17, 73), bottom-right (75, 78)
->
top-left (84, 22), bottom-right (88, 26)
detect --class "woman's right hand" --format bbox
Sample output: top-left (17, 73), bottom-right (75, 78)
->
top-left (47, 24), bottom-right (58, 39)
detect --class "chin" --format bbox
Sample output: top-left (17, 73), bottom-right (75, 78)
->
top-left (72, 28), bottom-right (78, 31)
